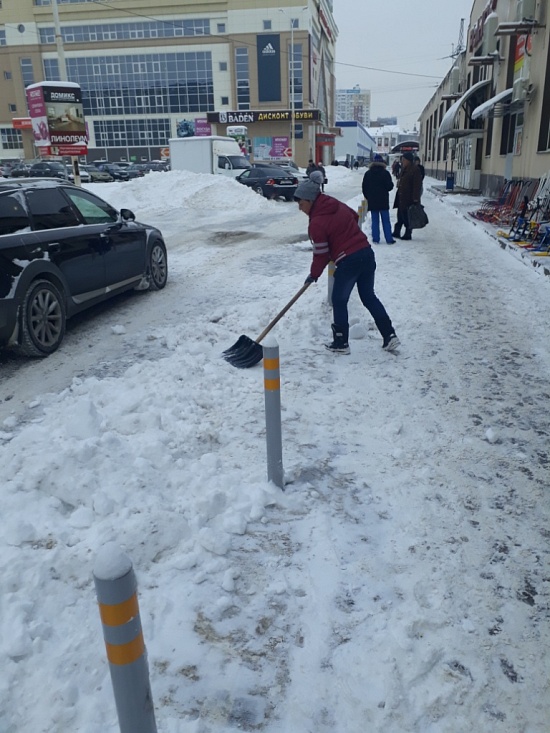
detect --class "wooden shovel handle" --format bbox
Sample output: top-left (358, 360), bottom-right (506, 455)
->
top-left (255, 282), bottom-right (311, 344)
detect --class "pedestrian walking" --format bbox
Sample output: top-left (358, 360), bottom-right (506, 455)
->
top-left (391, 158), bottom-right (401, 179)
top-left (317, 160), bottom-right (326, 192)
top-left (361, 153), bottom-right (396, 244)
top-left (294, 179), bottom-right (400, 354)
top-left (306, 159), bottom-right (317, 177)
top-left (392, 152), bottom-right (422, 241)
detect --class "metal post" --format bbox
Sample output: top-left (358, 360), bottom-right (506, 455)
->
top-left (263, 339), bottom-right (284, 489)
top-left (52, 0), bottom-right (81, 185)
top-left (94, 544), bottom-right (157, 733)
top-left (327, 260), bottom-right (335, 304)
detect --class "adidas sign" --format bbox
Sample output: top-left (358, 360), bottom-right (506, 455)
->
top-left (262, 43), bottom-right (276, 55)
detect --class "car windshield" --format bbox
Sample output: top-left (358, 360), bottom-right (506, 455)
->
top-left (226, 156), bottom-right (251, 169)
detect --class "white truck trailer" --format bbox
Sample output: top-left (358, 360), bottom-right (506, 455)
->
top-left (168, 136), bottom-right (251, 177)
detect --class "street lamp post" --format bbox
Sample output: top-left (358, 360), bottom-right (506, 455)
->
top-left (279, 7), bottom-right (307, 163)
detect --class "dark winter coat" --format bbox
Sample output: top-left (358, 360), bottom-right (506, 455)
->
top-left (306, 162), bottom-right (317, 176)
top-left (361, 162), bottom-right (394, 211)
top-left (393, 162), bottom-right (423, 211)
top-left (307, 194), bottom-right (370, 280)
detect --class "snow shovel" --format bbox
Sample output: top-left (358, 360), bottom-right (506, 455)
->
top-left (223, 281), bottom-right (311, 369)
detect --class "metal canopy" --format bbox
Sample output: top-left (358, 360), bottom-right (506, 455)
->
top-left (437, 79), bottom-right (491, 139)
top-left (471, 88), bottom-right (513, 120)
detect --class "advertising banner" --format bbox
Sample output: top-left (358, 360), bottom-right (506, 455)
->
top-left (26, 82), bottom-right (87, 149)
top-left (257, 35), bottom-right (281, 103)
top-left (176, 117), bottom-right (212, 137)
top-left (253, 136), bottom-right (290, 160)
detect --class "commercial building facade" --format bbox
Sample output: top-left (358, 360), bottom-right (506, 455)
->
top-left (0, 0), bottom-right (338, 166)
top-left (419, 0), bottom-right (550, 196)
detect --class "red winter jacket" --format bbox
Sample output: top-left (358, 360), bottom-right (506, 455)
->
top-left (307, 194), bottom-right (370, 280)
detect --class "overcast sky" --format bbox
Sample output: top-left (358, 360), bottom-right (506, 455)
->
top-left (332, 0), bottom-right (475, 129)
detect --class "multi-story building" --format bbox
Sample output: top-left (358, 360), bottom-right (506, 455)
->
top-left (0, 0), bottom-right (338, 166)
top-left (419, 0), bottom-right (549, 195)
top-left (336, 84), bottom-right (371, 127)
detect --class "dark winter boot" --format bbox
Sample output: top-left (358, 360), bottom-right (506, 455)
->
top-left (325, 323), bottom-right (350, 354)
top-left (401, 228), bottom-right (412, 240)
top-left (392, 224), bottom-right (402, 239)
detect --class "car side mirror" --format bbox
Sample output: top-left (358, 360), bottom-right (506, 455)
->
top-left (120, 208), bottom-right (135, 221)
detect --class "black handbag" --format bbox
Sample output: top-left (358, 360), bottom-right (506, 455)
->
top-left (324, 177), bottom-right (328, 185)
top-left (408, 203), bottom-right (429, 229)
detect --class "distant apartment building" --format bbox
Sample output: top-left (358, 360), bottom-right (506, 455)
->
top-left (0, 0), bottom-right (338, 166)
top-left (336, 84), bottom-right (371, 126)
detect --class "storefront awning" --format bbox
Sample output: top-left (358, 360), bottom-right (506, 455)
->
top-left (471, 88), bottom-right (513, 120)
top-left (438, 79), bottom-right (491, 139)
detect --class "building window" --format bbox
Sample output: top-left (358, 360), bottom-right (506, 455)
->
top-left (45, 51), bottom-right (215, 116)
top-left (93, 118), bottom-right (171, 147)
top-left (289, 43), bottom-right (303, 110)
top-left (0, 128), bottom-right (23, 149)
top-left (219, 62), bottom-right (227, 71)
top-left (295, 123), bottom-right (303, 140)
top-left (291, 18), bottom-right (299, 29)
top-left (538, 40), bottom-right (550, 151)
top-left (221, 96), bottom-right (229, 105)
top-left (20, 58), bottom-right (34, 86)
top-left (263, 20), bottom-right (272, 30)
top-left (217, 23), bottom-right (225, 33)
top-left (235, 47), bottom-right (250, 110)
top-left (3, 71), bottom-right (11, 80)
top-left (39, 19), bottom-right (211, 45)
top-left (8, 103), bottom-right (16, 112)
top-left (0, 30), bottom-right (6, 47)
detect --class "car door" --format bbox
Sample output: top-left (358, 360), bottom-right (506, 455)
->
top-left (25, 186), bottom-right (107, 301)
top-left (64, 187), bottom-right (146, 291)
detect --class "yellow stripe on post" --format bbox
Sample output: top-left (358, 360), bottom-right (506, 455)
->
top-left (106, 632), bottom-right (145, 666)
top-left (99, 593), bottom-right (139, 627)
top-left (264, 378), bottom-right (280, 391)
top-left (263, 357), bottom-right (279, 370)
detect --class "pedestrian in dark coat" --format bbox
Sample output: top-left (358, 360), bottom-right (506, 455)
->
top-left (306, 159), bottom-right (316, 177)
top-left (361, 154), bottom-right (395, 244)
top-left (392, 152), bottom-right (422, 240)
top-left (294, 179), bottom-right (400, 355)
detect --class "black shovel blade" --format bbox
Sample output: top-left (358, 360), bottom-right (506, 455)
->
top-left (222, 335), bottom-right (263, 369)
top-left (222, 334), bottom-right (251, 357)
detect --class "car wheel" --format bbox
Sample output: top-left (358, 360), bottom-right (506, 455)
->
top-left (285, 195), bottom-right (294, 201)
top-left (18, 279), bottom-right (66, 357)
top-left (147, 239), bottom-right (168, 291)
top-left (252, 184), bottom-right (264, 196)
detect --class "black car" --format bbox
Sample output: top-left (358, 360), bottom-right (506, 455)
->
top-left (29, 161), bottom-right (68, 180)
top-left (9, 164), bottom-right (33, 177)
top-left (236, 166), bottom-right (299, 200)
top-left (0, 179), bottom-right (168, 356)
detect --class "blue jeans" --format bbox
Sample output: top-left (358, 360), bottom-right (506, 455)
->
top-left (371, 209), bottom-right (394, 243)
top-left (331, 248), bottom-right (394, 338)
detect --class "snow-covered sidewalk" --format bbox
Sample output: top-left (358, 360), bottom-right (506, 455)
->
top-left (1, 168), bottom-right (549, 732)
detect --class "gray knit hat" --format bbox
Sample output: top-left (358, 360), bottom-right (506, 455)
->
top-left (309, 170), bottom-right (324, 185)
top-left (294, 179), bottom-right (321, 201)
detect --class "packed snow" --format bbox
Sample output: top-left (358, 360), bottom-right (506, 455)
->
top-left (1, 165), bottom-right (549, 733)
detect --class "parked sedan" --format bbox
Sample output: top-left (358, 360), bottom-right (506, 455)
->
top-left (236, 167), bottom-right (299, 201)
top-left (65, 165), bottom-right (91, 183)
top-left (83, 165), bottom-right (114, 183)
top-left (94, 163), bottom-right (130, 181)
top-left (0, 179), bottom-right (168, 356)
top-left (29, 161), bottom-right (68, 180)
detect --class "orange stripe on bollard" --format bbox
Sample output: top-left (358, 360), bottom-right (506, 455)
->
top-left (99, 593), bottom-right (139, 627)
top-left (264, 378), bottom-right (280, 391)
top-left (263, 358), bottom-right (279, 370)
top-left (106, 632), bottom-right (145, 666)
